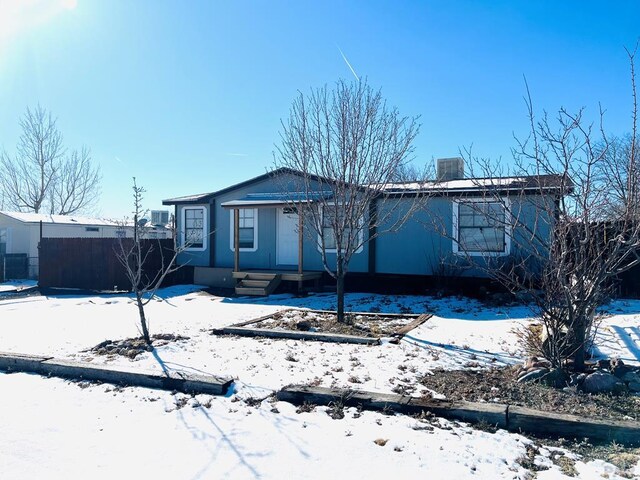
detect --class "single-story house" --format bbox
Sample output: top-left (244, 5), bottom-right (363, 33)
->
top-left (0, 211), bottom-right (172, 279)
top-left (163, 160), bottom-right (564, 294)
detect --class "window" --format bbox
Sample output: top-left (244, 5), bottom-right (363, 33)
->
top-left (318, 205), bottom-right (363, 253)
top-left (85, 227), bottom-right (99, 232)
top-left (151, 210), bottom-right (170, 225)
top-left (453, 199), bottom-right (510, 255)
top-left (229, 208), bottom-right (258, 251)
top-left (183, 207), bottom-right (206, 250)
top-left (115, 229), bottom-right (126, 238)
top-left (0, 228), bottom-right (7, 255)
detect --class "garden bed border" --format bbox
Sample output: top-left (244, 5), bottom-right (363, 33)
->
top-left (212, 309), bottom-right (432, 345)
top-left (277, 385), bottom-right (640, 446)
top-left (0, 351), bottom-right (233, 396)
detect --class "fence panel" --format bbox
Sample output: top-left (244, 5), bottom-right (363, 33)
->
top-left (0, 254), bottom-right (29, 281)
top-left (39, 238), bottom-right (193, 290)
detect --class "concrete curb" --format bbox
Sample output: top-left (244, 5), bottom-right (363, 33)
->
top-left (0, 352), bottom-right (233, 396)
top-left (277, 385), bottom-right (640, 447)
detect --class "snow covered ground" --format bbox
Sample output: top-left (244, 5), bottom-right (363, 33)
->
top-left (0, 285), bottom-right (639, 478)
top-left (0, 279), bottom-right (37, 293)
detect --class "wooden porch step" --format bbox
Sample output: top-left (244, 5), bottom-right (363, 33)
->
top-left (240, 279), bottom-right (271, 288)
top-left (235, 273), bottom-right (282, 296)
top-left (232, 272), bottom-right (278, 281)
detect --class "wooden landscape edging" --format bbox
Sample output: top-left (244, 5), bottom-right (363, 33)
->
top-left (391, 313), bottom-right (433, 339)
top-left (230, 309), bottom-right (294, 328)
top-left (0, 351), bottom-right (233, 396)
top-left (212, 326), bottom-right (380, 345)
top-left (276, 385), bottom-right (640, 447)
top-left (214, 310), bottom-right (432, 346)
top-left (305, 308), bottom-right (422, 319)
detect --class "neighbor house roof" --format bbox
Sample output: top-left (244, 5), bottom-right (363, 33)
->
top-left (0, 211), bottom-right (121, 227)
top-left (0, 211), bottom-right (171, 230)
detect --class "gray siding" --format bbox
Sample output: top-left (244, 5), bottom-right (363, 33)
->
top-left (211, 173), bottom-right (368, 273)
top-left (172, 171), bottom-right (554, 278)
top-left (375, 195), bottom-right (554, 277)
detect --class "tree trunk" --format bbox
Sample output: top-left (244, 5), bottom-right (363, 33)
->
top-left (572, 316), bottom-right (587, 372)
top-left (136, 292), bottom-right (152, 345)
top-left (336, 259), bottom-right (345, 323)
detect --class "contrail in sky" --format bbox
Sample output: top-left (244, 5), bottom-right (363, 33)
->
top-left (337, 45), bottom-right (360, 81)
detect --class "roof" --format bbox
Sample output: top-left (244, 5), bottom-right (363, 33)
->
top-left (163, 168), bottom-right (570, 205)
top-left (0, 211), bottom-right (122, 226)
top-left (220, 191), bottom-right (333, 208)
top-left (379, 174), bottom-right (570, 195)
top-left (162, 167), bottom-right (362, 205)
top-left (163, 168), bottom-right (294, 205)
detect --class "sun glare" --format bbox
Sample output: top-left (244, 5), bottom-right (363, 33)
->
top-left (0, 0), bottom-right (77, 47)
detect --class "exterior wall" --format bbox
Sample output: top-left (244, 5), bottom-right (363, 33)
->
top-left (170, 172), bottom-right (555, 279)
top-left (375, 194), bottom-right (554, 278)
top-left (0, 214), bottom-right (36, 258)
top-left (375, 197), bottom-right (452, 276)
top-left (172, 172), bottom-right (370, 273)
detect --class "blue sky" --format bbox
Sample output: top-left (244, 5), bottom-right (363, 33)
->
top-left (0, 0), bottom-right (638, 218)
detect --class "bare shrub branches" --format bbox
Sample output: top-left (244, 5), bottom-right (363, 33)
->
top-left (459, 48), bottom-right (640, 371)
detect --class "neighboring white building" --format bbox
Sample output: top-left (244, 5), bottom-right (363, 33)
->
top-left (0, 211), bottom-right (172, 279)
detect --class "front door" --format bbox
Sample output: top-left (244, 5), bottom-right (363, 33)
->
top-left (277, 207), bottom-right (299, 266)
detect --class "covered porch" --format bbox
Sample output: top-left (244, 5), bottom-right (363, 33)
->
top-left (221, 192), bottom-right (327, 296)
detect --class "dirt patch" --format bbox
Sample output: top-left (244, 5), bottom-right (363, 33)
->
top-left (419, 366), bottom-right (640, 422)
top-left (90, 333), bottom-right (190, 359)
top-left (250, 309), bottom-right (417, 337)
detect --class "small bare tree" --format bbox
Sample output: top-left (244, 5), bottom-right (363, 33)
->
top-left (115, 178), bottom-right (183, 345)
top-left (275, 79), bottom-right (426, 323)
top-left (454, 48), bottom-right (640, 371)
top-left (0, 106), bottom-right (100, 215)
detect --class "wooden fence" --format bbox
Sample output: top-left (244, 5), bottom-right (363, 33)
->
top-left (39, 237), bottom-right (193, 291)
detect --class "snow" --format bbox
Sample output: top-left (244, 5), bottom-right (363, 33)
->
top-left (0, 285), bottom-right (638, 478)
top-left (0, 279), bottom-right (38, 293)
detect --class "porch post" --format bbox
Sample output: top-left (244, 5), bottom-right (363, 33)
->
top-left (233, 208), bottom-right (240, 272)
top-left (298, 205), bottom-right (304, 290)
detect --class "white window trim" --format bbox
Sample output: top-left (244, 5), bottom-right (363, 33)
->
top-left (452, 197), bottom-right (511, 257)
top-left (229, 208), bottom-right (259, 253)
top-left (316, 203), bottom-right (364, 255)
top-left (181, 206), bottom-right (208, 252)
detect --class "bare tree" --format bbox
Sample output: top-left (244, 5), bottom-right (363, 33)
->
top-left (594, 134), bottom-right (640, 218)
top-left (48, 146), bottom-right (101, 215)
top-left (0, 106), bottom-right (100, 215)
top-left (453, 49), bottom-right (640, 372)
top-left (274, 79), bottom-right (425, 323)
top-left (115, 178), bottom-right (183, 345)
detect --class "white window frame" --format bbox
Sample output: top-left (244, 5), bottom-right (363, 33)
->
top-left (317, 203), bottom-right (364, 255)
top-left (452, 198), bottom-right (511, 257)
top-left (229, 208), bottom-right (258, 252)
top-left (181, 206), bottom-right (207, 252)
